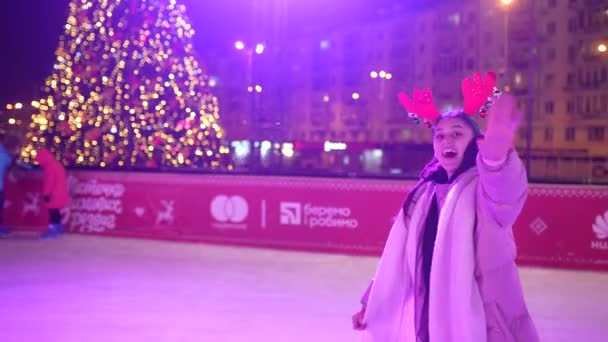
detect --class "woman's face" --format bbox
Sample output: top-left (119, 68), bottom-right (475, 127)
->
top-left (433, 116), bottom-right (475, 177)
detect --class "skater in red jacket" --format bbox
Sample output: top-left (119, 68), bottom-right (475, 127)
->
top-left (35, 148), bottom-right (69, 238)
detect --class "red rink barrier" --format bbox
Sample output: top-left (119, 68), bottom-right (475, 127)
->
top-left (4, 170), bottom-right (608, 271)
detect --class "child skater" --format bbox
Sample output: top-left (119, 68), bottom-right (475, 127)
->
top-left (0, 133), bottom-right (21, 236)
top-left (35, 148), bottom-right (69, 239)
top-left (352, 72), bottom-right (539, 342)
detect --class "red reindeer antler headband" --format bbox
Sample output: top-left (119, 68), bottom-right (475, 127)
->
top-left (397, 88), bottom-right (440, 128)
top-left (397, 71), bottom-right (501, 127)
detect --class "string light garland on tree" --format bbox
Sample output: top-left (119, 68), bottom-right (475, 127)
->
top-left (23, 0), bottom-right (232, 170)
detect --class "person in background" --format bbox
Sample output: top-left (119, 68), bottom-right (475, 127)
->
top-left (0, 133), bottom-right (21, 236)
top-left (34, 148), bottom-right (69, 239)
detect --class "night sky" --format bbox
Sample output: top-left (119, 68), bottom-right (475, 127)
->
top-left (0, 0), bottom-right (446, 105)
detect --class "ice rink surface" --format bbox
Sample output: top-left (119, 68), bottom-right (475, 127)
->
top-left (1, 234), bottom-right (607, 341)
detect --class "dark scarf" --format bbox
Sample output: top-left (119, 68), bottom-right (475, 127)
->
top-left (406, 139), bottom-right (479, 342)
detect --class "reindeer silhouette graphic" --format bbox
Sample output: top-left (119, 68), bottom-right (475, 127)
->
top-left (22, 193), bottom-right (41, 216)
top-left (156, 200), bottom-right (175, 225)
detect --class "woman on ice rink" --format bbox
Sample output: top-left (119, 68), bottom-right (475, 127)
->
top-left (352, 72), bottom-right (539, 342)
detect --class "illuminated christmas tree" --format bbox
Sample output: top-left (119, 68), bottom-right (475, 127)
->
top-left (23, 0), bottom-right (232, 170)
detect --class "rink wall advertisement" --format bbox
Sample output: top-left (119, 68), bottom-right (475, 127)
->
top-left (4, 170), bottom-right (608, 271)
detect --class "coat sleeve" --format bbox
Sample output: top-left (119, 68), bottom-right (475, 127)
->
top-left (475, 152), bottom-right (540, 341)
top-left (476, 149), bottom-right (528, 228)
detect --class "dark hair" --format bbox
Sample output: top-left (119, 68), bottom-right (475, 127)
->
top-left (434, 109), bottom-right (482, 137)
top-left (401, 110), bottom-right (481, 215)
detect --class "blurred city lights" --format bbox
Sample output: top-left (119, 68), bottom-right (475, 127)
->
top-left (255, 43), bottom-right (265, 54)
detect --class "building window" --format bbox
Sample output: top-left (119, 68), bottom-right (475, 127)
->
top-left (567, 100), bottom-right (575, 113)
top-left (568, 19), bottom-right (576, 33)
top-left (344, 32), bottom-right (362, 50)
top-left (548, 0), bottom-right (557, 8)
top-left (547, 22), bottom-right (556, 35)
top-left (545, 101), bottom-right (555, 114)
top-left (448, 13), bottom-right (461, 26)
top-left (546, 48), bottom-right (556, 62)
top-left (514, 73), bottom-right (523, 86)
top-left (544, 127), bottom-right (554, 141)
top-left (567, 72), bottom-right (575, 87)
top-left (468, 36), bottom-right (476, 49)
top-left (588, 126), bottom-right (605, 142)
top-left (483, 32), bottom-right (493, 45)
top-left (568, 45), bottom-right (576, 63)
top-left (545, 74), bottom-right (555, 88)
top-left (565, 127), bottom-right (576, 141)
top-left (467, 12), bottom-right (477, 24)
top-left (319, 39), bottom-right (331, 50)
top-left (466, 58), bottom-right (475, 71)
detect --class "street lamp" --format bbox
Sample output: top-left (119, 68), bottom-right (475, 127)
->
top-left (369, 70), bottom-right (392, 99)
top-left (500, 0), bottom-right (514, 78)
top-left (523, 0), bottom-right (536, 176)
top-left (255, 43), bottom-right (265, 54)
top-left (234, 41), bottom-right (265, 89)
top-left (370, 70), bottom-right (392, 80)
top-left (235, 41), bottom-right (265, 172)
top-left (598, 44), bottom-right (607, 53)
